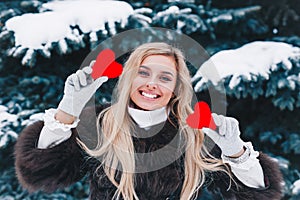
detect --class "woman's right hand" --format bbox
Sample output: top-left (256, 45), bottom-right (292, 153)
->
top-left (57, 61), bottom-right (108, 120)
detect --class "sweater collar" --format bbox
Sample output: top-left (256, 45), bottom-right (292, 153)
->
top-left (128, 106), bottom-right (168, 129)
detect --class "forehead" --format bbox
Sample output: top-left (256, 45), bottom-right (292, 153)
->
top-left (141, 55), bottom-right (177, 72)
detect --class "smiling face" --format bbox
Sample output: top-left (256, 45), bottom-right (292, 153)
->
top-left (130, 55), bottom-right (177, 111)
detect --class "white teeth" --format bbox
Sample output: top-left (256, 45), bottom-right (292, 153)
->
top-left (142, 92), bottom-right (157, 99)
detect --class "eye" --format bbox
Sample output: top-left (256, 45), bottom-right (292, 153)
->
top-left (160, 75), bottom-right (172, 82)
top-left (138, 70), bottom-right (150, 77)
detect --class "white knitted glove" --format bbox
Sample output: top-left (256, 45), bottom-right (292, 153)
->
top-left (202, 113), bottom-right (244, 156)
top-left (58, 62), bottom-right (108, 117)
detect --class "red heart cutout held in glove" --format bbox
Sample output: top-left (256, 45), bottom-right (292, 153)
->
top-left (186, 101), bottom-right (217, 130)
top-left (91, 49), bottom-right (123, 79)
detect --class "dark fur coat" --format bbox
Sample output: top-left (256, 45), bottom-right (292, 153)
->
top-left (14, 106), bottom-right (283, 200)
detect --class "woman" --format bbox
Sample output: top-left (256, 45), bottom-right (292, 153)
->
top-left (15, 42), bottom-right (283, 200)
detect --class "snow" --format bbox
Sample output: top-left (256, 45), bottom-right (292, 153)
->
top-left (0, 131), bottom-right (18, 148)
top-left (21, 48), bottom-right (35, 66)
top-left (5, 0), bottom-right (134, 49)
top-left (21, 112), bottom-right (45, 126)
top-left (133, 13), bottom-right (152, 24)
top-left (0, 110), bottom-right (18, 123)
top-left (192, 41), bottom-right (300, 91)
top-left (58, 39), bottom-right (68, 54)
top-left (30, 112), bottom-right (44, 121)
top-left (89, 31), bottom-right (98, 42)
top-left (0, 104), bottom-right (44, 148)
top-left (292, 179), bottom-right (300, 195)
top-left (159, 5), bottom-right (180, 15)
top-left (0, 105), bottom-right (8, 112)
top-left (0, 105), bottom-right (19, 148)
top-left (134, 7), bottom-right (153, 15)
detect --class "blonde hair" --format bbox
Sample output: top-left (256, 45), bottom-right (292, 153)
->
top-left (79, 42), bottom-right (232, 200)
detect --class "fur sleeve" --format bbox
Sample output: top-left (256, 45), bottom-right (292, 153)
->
top-left (207, 152), bottom-right (284, 200)
top-left (14, 121), bottom-right (86, 193)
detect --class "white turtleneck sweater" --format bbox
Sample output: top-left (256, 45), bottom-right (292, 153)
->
top-left (128, 106), bottom-right (168, 129)
top-left (37, 107), bottom-right (265, 188)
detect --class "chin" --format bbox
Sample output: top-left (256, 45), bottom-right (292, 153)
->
top-left (138, 105), bottom-right (157, 111)
top-left (131, 101), bottom-right (162, 111)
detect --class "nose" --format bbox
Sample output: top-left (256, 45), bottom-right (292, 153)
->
top-left (146, 82), bottom-right (157, 90)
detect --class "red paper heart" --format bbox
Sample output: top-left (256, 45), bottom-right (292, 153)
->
top-left (91, 49), bottom-right (123, 79)
top-left (186, 101), bottom-right (217, 130)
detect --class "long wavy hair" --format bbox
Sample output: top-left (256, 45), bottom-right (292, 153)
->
top-left (79, 42), bottom-right (232, 200)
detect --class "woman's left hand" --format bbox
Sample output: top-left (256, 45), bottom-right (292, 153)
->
top-left (202, 113), bottom-right (245, 157)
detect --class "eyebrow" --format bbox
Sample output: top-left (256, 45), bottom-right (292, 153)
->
top-left (139, 65), bottom-right (175, 77)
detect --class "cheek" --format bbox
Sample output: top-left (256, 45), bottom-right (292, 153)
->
top-left (162, 81), bottom-right (176, 95)
top-left (130, 77), bottom-right (144, 94)
top-left (160, 83), bottom-right (176, 99)
top-left (162, 87), bottom-right (173, 99)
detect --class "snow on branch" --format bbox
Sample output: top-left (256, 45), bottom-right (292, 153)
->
top-left (192, 41), bottom-right (300, 90)
top-left (3, 0), bottom-right (133, 66)
top-left (0, 103), bottom-right (44, 148)
top-left (192, 41), bottom-right (300, 110)
top-left (0, 105), bottom-right (18, 148)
